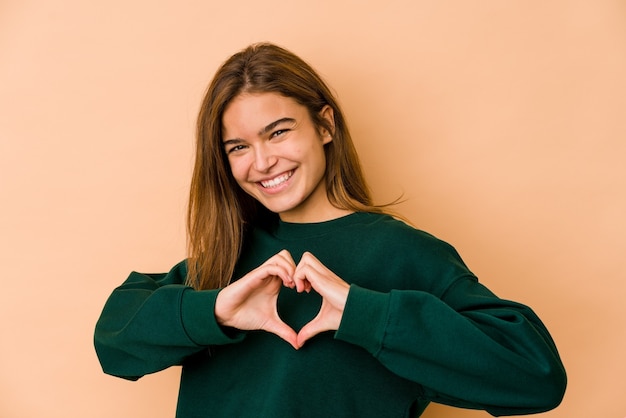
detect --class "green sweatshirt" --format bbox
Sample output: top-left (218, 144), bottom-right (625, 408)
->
top-left (94, 212), bottom-right (566, 417)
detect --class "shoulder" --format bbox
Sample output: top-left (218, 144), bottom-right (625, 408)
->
top-left (141, 259), bottom-right (189, 284)
top-left (360, 212), bottom-right (475, 286)
top-left (358, 212), bottom-right (457, 252)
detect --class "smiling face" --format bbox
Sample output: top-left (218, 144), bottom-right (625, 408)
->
top-left (222, 92), bottom-right (349, 223)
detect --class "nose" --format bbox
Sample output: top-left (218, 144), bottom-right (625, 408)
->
top-left (253, 144), bottom-right (278, 173)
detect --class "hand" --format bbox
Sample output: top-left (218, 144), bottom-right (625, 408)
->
top-left (293, 252), bottom-right (350, 349)
top-left (214, 250), bottom-right (298, 349)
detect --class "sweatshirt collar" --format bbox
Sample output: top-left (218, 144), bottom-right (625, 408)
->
top-left (272, 212), bottom-right (369, 240)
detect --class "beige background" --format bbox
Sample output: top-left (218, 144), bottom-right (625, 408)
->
top-left (1, 0), bottom-right (625, 417)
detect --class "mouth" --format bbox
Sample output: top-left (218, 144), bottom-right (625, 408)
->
top-left (259, 170), bottom-right (294, 189)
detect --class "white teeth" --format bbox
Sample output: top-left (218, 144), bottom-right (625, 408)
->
top-left (260, 171), bottom-right (293, 188)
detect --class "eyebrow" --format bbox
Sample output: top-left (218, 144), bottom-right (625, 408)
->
top-left (223, 117), bottom-right (296, 145)
top-left (258, 117), bottom-right (296, 136)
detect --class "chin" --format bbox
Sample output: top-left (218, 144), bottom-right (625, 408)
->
top-left (264, 200), bottom-right (302, 217)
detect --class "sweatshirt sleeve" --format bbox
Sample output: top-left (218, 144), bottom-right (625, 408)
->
top-left (94, 261), bottom-right (245, 381)
top-left (335, 278), bottom-right (566, 417)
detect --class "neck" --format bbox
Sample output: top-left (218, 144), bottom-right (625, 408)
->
top-left (279, 206), bottom-right (353, 224)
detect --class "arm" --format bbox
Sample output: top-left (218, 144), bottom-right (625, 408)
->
top-left (94, 250), bottom-right (300, 380)
top-left (335, 279), bottom-right (567, 416)
top-left (292, 247), bottom-right (566, 416)
top-left (93, 261), bottom-right (244, 380)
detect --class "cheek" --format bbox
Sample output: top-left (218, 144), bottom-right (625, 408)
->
top-left (226, 158), bottom-right (243, 180)
top-left (227, 156), bottom-right (252, 184)
top-left (309, 144), bottom-right (328, 173)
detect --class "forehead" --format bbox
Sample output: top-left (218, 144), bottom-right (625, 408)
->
top-left (222, 92), bottom-right (306, 137)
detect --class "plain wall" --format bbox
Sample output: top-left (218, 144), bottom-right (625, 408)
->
top-left (1, 0), bottom-right (625, 417)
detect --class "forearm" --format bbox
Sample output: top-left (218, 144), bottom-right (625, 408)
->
top-left (94, 268), bottom-right (244, 380)
top-left (335, 281), bottom-right (566, 415)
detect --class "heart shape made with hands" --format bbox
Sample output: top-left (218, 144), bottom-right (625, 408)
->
top-left (215, 251), bottom-right (350, 350)
top-left (289, 252), bottom-right (351, 349)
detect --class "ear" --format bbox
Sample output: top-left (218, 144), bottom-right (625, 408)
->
top-left (319, 105), bottom-right (335, 144)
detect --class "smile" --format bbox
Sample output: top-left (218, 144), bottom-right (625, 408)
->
top-left (260, 171), bottom-right (294, 189)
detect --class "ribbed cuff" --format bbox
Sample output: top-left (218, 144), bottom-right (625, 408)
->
top-left (334, 284), bottom-right (390, 356)
top-left (180, 288), bottom-right (245, 346)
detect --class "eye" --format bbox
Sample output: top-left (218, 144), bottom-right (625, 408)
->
top-left (225, 144), bottom-right (247, 154)
top-left (270, 129), bottom-right (290, 139)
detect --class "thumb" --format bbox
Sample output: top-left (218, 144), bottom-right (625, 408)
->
top-left (265, 319), bottom-right (298, 350)
top-left (296, 315), bottom-right (325, 349)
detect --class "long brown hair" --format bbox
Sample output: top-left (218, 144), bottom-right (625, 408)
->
top-left (187, 43), bottom-right (390, 290)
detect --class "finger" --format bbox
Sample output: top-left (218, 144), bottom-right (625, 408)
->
top-left (264, 249), bottom-right (296, 270)
top-left (275, 249), bottom-right (297, 269)
top-left (293, 262), bottom-right (324, 293)
top-left (299, 251), bottom-right (320, 264)
top-left (291, 269), bottom-right (312, 293)
top-left (265, 319), bottom-right (298, 350)
top-left (296, 315), bottom-right (325, 349)
top-left (248, 263), bottom-right (292, 287)
top-left (296, 261), bottom-right (350, 308)
top-left (293, 254), bottom-right (322, 293)
top-left (263, 250), bottom-right (296, 286)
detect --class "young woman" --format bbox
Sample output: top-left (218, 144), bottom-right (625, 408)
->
top-left (94, 43), bottom-right (566, 417)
